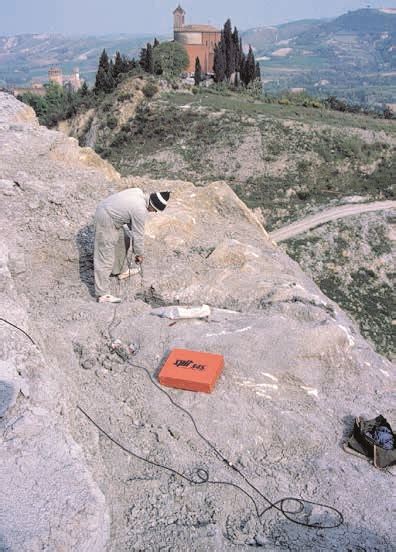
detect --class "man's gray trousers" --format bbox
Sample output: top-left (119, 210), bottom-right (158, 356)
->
top-left (94, 207), bottom-right (130, 297)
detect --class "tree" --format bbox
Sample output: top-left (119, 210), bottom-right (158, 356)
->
top-left (95, 67), bottom-right (108, 93)
top-left (239, 53), bottom-right (246, 85)
top-left (245, 46), bottom-right (256, 85)
top-left (113, 51), bottom-right (123, 80)
top-left (213, 40), bottom-right (226, 82)
top-left (146, 43), bottom-right (154, 74)
top-left (19, 92), bottom-right (48, 120)
top-left (79, 81), bottom-right (89, 96)
top-left (121, 55), bottom-right (136, 73)
top-left (255, 61), bottom-right (261, 80)
top-left (104, 69), bottom-right (115, 93)
top-left (98, 49), bottom-right (110, 73)
top-left (194, 57), bottom-right (202, 86)
top-left (153, 38), bottom-right (160, 48)
top-left (45, 81), bottom-right (66, 109)
top-left (152, 41), bottom-right (189, 77)
top-left (232, 28), bottom-right (242, 77)
top-left (223, 19), bottom-right (236, 80)
top-left (154, 57), bottom-right (163, 75)
top-left (139, 47), bottom-right (147, 70)
top-left (95, 49), bottom-right (115, 93)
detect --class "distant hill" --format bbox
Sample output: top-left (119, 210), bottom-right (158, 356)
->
top-left (2, 8), bottom-right (395, 105)
top-left (242, 19), bottom-right (323, 52)
top-left (0, 33), bottom-right (166, 86)
top-left (244, 9), bottom-right (396, 106)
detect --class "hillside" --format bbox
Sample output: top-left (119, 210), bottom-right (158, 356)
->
top-left (0, 33), bottom-right (162, 87)
top-left (246, 9), bottom-right (396, 106)
top-left (241, 19), bottom-right (323, 52)
top-left (56, 75), bottom-right (395, 358)
top-left (1, 91), bottom-right (395, 551)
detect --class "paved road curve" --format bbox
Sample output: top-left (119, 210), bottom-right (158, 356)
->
top-left (270, 200), bottom-right (396, 242)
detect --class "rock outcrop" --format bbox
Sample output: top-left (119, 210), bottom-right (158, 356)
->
top-left (0, 92), bottom-right (394, 551)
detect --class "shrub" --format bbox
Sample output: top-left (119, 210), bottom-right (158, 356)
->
top-left (296, 189), bottom-right (310, 200)
top-left (106, 115), bottom-right (117, 129)
top-left (102, 101), bottom-right (112, 112)
top-left (118, 93), bottom-right (133, 102)
top-left (143, 82), bottom-right (158, 98)
top-left (111, 131), bottom-right (129, 147)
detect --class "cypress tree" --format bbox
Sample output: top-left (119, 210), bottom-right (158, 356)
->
top-left (154, 57), bottom-right (163, 75)
top-left (95, 49), bottom-right (111, 93)
top-left (194, 57), bottom-right (202, 86)
top-left (105, 70), bottom-right (115, 93)
top-left (223, 19), bottom-right (235, 79)
top-left (213, 40), bottom-right (226, 83)
top-left (146, 43), bottom-right (154, 74)
top-left (246, 46), bottom-right (256, 85)
top-left (255, 61), bottom-right (261, 80)
top-left (120, 54), bottom-right (129, 73)
top-left (113, 51), bottom-right (123, 80)
top-left (94, 67), bottom-right (107, 93)
top-left (153, 38), bottom-right (160, 48)
top-left (139, 47), bottom-right (147, 69)
top-left (122, 55), bottom-right (136, 73)
top-left (79, 81), bottom-right (89, 96)
top-left (98, 49), bottom-right (110, 73)
top-left (240, 53), bottom-right (247, 85)
top-left (232, 27), bottom-right (241, 79)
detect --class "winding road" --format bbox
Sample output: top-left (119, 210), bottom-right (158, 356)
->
top-left (270, 200), bottom-right (396, 242)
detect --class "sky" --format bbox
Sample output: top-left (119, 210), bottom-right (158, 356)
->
top-left (1, 0), bottom-right (394, 36)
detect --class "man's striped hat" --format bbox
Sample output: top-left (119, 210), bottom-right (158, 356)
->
top-left (149, 191), bottom-right (170, 212)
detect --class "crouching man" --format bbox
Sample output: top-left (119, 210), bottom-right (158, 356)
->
top-left (94, 188), bottom-right (170, 303)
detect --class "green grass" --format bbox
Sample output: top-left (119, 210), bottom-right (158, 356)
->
top-left (97, 86), bottom-right (394, 228)
top-left (285, 215), bottom-right (395, 359)
top-left (165, 91), bottom-right (396, 133)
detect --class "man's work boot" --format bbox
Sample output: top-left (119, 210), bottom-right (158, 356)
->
top-left (118, 267), bottom-right (140, 281)
top-left (98, 294), bottom-right (122, 304)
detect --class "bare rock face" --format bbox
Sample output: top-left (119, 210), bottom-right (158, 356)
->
top-left (0, 92), bottom-right (394, 551)
top-left (0, 92), bottom-right (38, 125)
top-left (0, 93), bottom-right (110, 551)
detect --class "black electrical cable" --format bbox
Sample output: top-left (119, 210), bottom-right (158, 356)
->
top-left (0, 317), bottom-right (37, 346)
top-left (78, 347), bottom-right (344, 530)
top-left (0, 307), bottom-right (343, 529)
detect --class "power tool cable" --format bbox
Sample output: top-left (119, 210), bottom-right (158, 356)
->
top-left (78, 327), bottom-right (344, 530)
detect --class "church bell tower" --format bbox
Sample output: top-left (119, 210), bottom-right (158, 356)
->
top-left (173, 4), bottom-right (186, 30)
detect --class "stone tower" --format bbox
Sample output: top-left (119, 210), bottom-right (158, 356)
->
top-left (48, 67), bottom-right (63, 86)
top-left (173, 4), bottom-right (186, 30)
top-left (71, 67), bottom-right (81, 90)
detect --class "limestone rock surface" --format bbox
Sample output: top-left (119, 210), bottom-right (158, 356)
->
top-left (0, 92), bottom-right (394, 551)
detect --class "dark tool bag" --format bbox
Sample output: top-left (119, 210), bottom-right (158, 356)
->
top-left (347, 415), bottom-right (396, 469)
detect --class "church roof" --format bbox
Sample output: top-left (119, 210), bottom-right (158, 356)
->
top-left (178, 24), bottom-right (220, 32)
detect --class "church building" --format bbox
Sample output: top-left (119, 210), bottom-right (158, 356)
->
top-left (173, 5), bottom-right (221, 74)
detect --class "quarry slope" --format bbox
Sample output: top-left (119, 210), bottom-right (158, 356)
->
top-left (0, 92), bottom-right (394, 551)
top-left (61, 77), bottom-right (395, 359)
